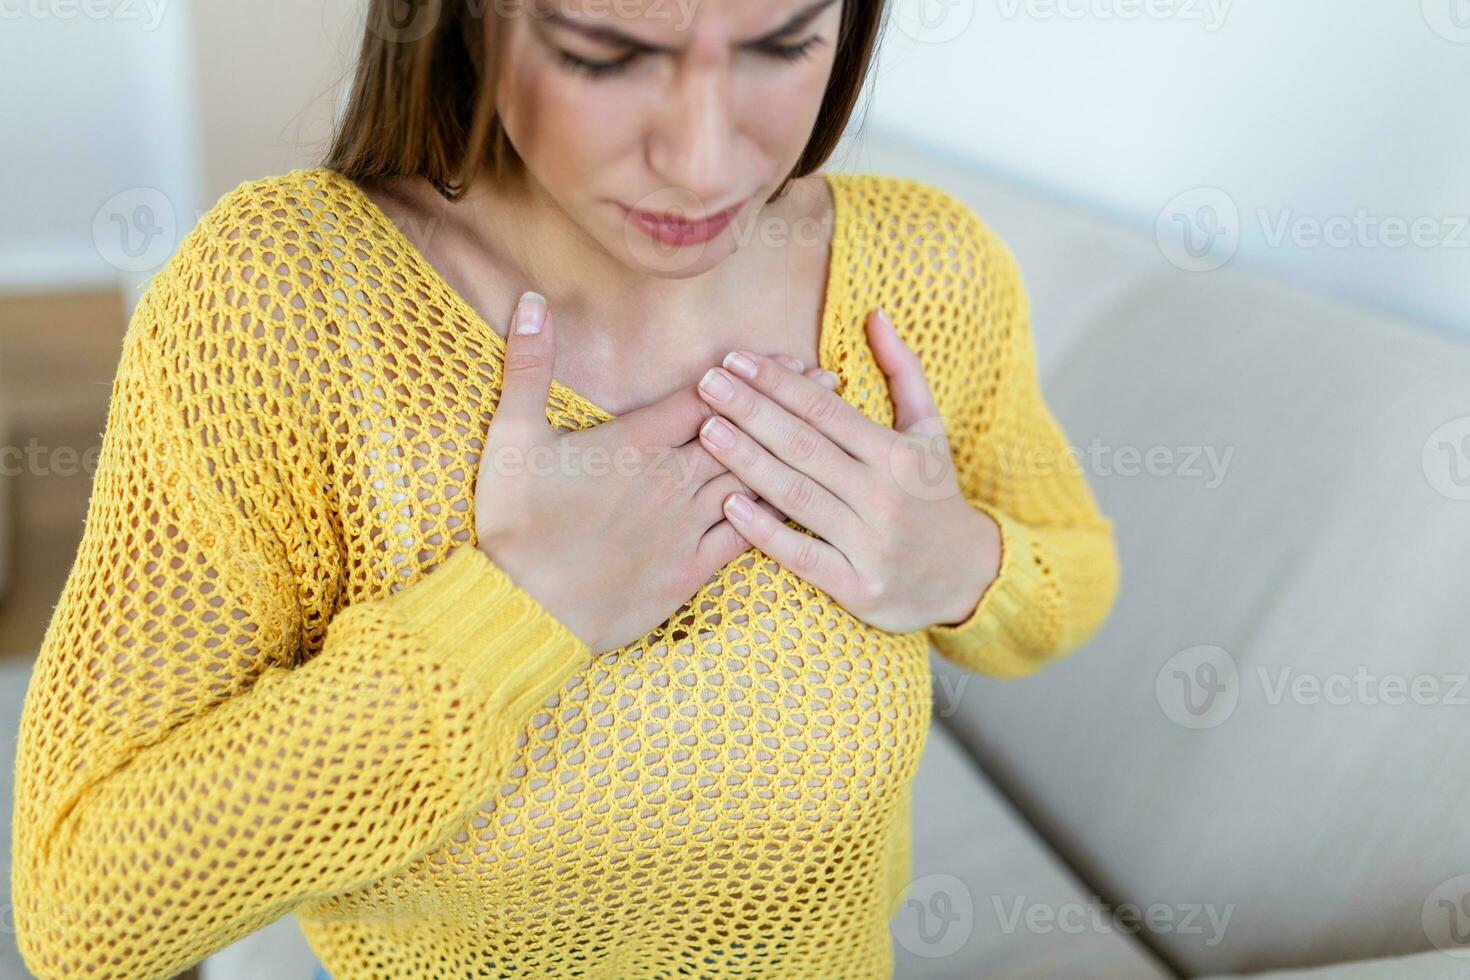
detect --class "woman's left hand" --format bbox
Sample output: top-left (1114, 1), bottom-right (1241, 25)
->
top-left (695, 307), bottom-right (1003, 635)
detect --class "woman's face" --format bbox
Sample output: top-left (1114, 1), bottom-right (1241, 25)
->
top-left (492, 0), bottom-right (844, 277)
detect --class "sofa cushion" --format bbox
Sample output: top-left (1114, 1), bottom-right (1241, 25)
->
top-left (933, 267), bottom-right (1470, 976)
top-left (895, 717), bottom-right (1172, 978)
top-left (1202, 949), bottom-right (1469, 980)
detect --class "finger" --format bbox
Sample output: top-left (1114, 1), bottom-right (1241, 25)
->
top-left (694, 517), bottom-right (756, 571)
top-left (696, 360), bottom-right (868, 502)
top-left (494, 291), bottom-right (557, 432)
top-left (773, 354), bottom-right (804, 373)
top-left (697, 412), bottom-right (865, 554)
top-left (613, 377), bottom-right (719, 450)
top-left (752, 495), bottom-right (791, 527)
top-left (667, 441), bottom-right (739, 494)
top-left (719, 491), bottom-right (859, 598)
top-left (806, 366), bottom-right (840, 390)
top-left (867, 307), bottom-right (944, 436)
top-left (690, 471), bottom-right (759, 527)
top-left (718, 350), bottom-right (890, 464)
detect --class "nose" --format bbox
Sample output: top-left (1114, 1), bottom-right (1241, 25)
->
top-left (646, 56), bottom-right (741, 210)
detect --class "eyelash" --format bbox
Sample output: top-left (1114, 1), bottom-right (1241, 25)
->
top-left (557, 36), bottom-right (824, 78)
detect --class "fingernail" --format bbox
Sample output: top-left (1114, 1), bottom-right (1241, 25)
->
top-left (698, 367), bottom-right (734, 401)
top-left (700, 416), bottom-right (736, 449)
top-left (816, 370), bottom-right (840, 388)
top-left (723, 493), bottom-right (753, 522)
top-left (776, 355), bottom-right (804, 372)
top-left (722, 350), bottom-right (757, 380)
top-left (514, 291), bottom-right (546, 334)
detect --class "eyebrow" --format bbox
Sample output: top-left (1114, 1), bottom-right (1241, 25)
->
top-left (538, 0), bottom-right (841, 52)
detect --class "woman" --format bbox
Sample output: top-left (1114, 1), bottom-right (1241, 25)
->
top-left (11, 0), bottom-right (1120, 976)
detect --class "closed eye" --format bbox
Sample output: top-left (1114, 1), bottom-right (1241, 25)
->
top-left (556, 36), bottom-right (827, 78)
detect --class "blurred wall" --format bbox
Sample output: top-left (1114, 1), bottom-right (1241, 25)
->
top-left (0, 1), bottom-right (199, 293)
top-left (187, 0), bottom-right (360, 203)
top-left (868, 0), bottom-right (1470, 337)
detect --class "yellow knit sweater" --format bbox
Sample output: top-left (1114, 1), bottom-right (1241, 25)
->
top-left (11, 168), bottom-right (1119, 979)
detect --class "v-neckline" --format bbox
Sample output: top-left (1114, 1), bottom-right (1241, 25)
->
top-left (325, 167), bottom-right (851, 426)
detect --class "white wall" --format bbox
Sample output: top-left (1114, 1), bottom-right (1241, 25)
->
top-left (869, 0), bottom-right (1470, 337)
top-left (0, 0), bottom-right (201, 295)
top-left (0, 0), bottom-right (360, 301)
top-left (186, 0), bottom-right (360, 203)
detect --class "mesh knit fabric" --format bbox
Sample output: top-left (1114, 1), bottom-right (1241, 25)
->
top-left (11, 168), bottom-right (1119, 978)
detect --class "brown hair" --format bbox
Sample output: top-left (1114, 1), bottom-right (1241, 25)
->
top-left (324, 0), bottom-right (886, 203)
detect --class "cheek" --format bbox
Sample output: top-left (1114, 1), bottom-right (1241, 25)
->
top-left (739, 65), bottom-right (832, 155)
top-left (500, 57), bottom-right (636, 176)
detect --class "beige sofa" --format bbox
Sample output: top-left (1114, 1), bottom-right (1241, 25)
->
top-left (123, 135), bottom-right (1466, 978)
top-left (865, 133), bottom-right (1470, 978)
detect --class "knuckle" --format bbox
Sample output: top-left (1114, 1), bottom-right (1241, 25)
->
top-left (853, 572), bottom-right (886, 610)
top-left (802, 388), bottom-right (838, 425)
top-left (786, 423), bottom-right (821, 463)
top-left (782, 473), bottom-right (815, 511)
top-left (793, 535), bottom-right (822, 573)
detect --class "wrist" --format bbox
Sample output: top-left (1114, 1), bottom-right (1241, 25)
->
top-left (932, 502), bottom-right (1002, 628)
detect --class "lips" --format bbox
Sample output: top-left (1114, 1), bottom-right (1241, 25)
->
top-left (621, 197), bottom-right (749, 247)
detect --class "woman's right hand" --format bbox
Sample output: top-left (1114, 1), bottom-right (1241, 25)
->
top-left (473, 291), bottom-right (836, 654)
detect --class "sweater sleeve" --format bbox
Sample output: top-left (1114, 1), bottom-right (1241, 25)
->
top-left (923, 209), bottom-right (1121, 679)
top-left (10, 282), bottom-right (594, 978)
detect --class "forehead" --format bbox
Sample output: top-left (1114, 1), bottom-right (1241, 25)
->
top-left (541, 0), bottom-right (831, 37)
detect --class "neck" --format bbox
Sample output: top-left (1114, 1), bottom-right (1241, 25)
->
top-left (452, 167), bottom-right (775, 358)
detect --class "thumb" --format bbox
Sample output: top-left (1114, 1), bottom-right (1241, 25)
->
top-left (868, 306), bottom-right (943, 436)
top-left (495, 290), bottom-right (557, 430)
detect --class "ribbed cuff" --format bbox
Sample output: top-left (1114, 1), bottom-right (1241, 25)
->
top-left (925, 500), bottom-right (1050, 678)
top-left (386, 546), bottom-right (593, 716)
